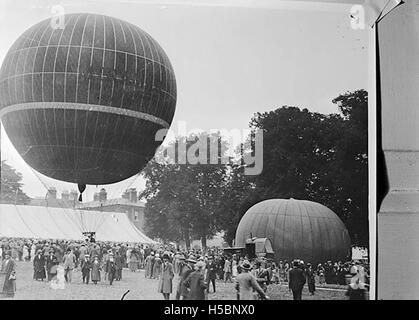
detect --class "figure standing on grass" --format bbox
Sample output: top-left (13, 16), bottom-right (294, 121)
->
top-left (176, 256), bottom-right (195, 300)
top-left (184, 261), bottom-right (207, 300)
top-left (223, 257), bottom-right (232, 283)
top-left (50, 264), bottom-right (65, 290)
top-left (306, 263), bottom-right (316, 295)
top-left (115, 251), bottom-right (123, 281)
top-left (33, 250), bottom-right (46, 281)
top-left (46, 250), bottom-right (59, 281)
top-left (0, 251), bottom-right (16, 298)
top-left (235, 261), bottom-right (268, 300)
top-left (105, 253), bottom-right (117, 285)
top-left (153, 253), bottom-right (162, 279)
top-left (158, 252), bottom-right (174, 300)
top-left (145, 252), bottom-right (155, 278)
top-left (81, 254), bottom-right (92, 284)
top-left (63, 249), bottom-right (76, 283)
top-left (206, 256), bottom-right (217, 294)
top-left (91, 256), bottom-right (101, 285)
top-left (288, 260), bottom-right (306, 300)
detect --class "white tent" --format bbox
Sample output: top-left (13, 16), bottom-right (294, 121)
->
top-left (0, 204), bottom-right (157, 244)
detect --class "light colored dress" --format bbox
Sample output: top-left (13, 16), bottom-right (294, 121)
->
top-left (50, 265), bottom-right (65, 290)
top-left (232, 260), bottom-right (238, 277)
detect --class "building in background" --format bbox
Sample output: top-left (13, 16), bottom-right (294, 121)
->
top-left (29, 187), bottom-right (77, 208)
top-left (77, 188), bottom-right (146, 232)
top-left (29, 187), bottom-right (145, 231)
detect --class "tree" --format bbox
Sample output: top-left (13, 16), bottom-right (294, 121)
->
top-left (140, 132), bottom-right (229, 251)
top-left (223, 89), bottom-right (368, 247)
top-left (1, 160), bottom-right (31, 205)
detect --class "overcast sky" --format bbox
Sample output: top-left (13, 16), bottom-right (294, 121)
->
top-left (0, 0), bottom-right (368, 200)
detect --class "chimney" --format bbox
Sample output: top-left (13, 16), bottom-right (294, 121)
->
top-left (61, 191), bottom-right (69, 201)
top-left (122, 189), bottom-right (129, 200)
top-left (130, 188), bottom-right (137, 203)
top-left (46, 187), bottom-right (57, 199)
top-left (69, 190), bottom-right (78, 201)
top-left (99, 188), bottom-right (107, 202)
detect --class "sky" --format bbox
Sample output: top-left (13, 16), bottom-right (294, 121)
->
top-left (0, 0), bottom-right (368, 200)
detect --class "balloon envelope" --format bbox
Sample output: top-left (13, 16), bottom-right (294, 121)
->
top-left (0, 13), bottom-right (176, 185)
top-left (235, 198), bottom-right (352, 264)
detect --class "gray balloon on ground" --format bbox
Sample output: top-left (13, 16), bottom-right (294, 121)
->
top-left (235, 198), bottom-right (352, 265)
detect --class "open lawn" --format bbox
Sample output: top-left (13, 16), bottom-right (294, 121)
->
top-left (3, 261), bottom-right (356, 300)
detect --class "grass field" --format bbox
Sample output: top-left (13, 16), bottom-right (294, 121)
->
top-left (4, 261), bottom-right (353, 300)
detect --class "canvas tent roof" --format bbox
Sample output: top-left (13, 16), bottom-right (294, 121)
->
top-left (0, 204), bottom-right (157, 244)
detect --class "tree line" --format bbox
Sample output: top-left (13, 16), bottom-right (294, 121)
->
top-left (140, 89), bottom-right (368, 249)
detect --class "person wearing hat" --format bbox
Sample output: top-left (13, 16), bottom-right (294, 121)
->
top-left (153, 253), bottom-right (162, 280)
top-left (288, 259), bottom-right (306, 300)
top-left (114, 251), bottom-right (123, 281)
top-left (305, 263), bottom-right (315, 295)
top-left (105, 252), bottom-right (117, 285)
top-left (206, 256), bottom-right (217, 294)
top-left (223, 256), bottom-right (233, 283)
top-left (144, 251), bottom-right (155, 279)
top-left (33, 249), bottom-right (46, 281)
top-left (252, 259), bottom-right (269, 293)
top-left (81, 254), bottom-right (92, 284)
top-left (176, 255), bottom-right (194, 300)
top-left (158, 253), bottom-right (174, 300)
top-left (184, 260), bottom-right (207, 300)
top-left (235, 261), bottom-right (268, 300)
top-left (1, 251), bottom-right (16, 298)
top-left (91, 256), bottom-right (101, 285)
top-left (63, 248), bottom-right (76, 283)
top-left (46, 250), bottom-right (59, 281)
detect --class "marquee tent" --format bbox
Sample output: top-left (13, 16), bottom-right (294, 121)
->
top-left (0, 204), bottom-right (157, 244)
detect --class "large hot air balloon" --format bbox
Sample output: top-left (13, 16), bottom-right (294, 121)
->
top-left (235, 198), bottom-right (352, 264)
top-left (0, 13), bottom-right (176, 191)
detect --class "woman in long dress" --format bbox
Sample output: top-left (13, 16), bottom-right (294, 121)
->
top-left (232, 259), bottom-right (238, 278)
top-left (145, 252), bottom-right (155, 278)
top-left (1, 251), bottom-right (16, 298)
top-left (33, 251), bottom-right (46, 281)
top-left (153, 254), bottom-right (162, 279)
top-left (129, 251), bottom-right (138, 272)
top-left (30, 244), bottom-right (36, 262)
top-left (91, 256), bottom-right (101, 284)
top-left (157, 253), bottom-right (174, 300)
top-left (22, 245), bottom-right (29, 262)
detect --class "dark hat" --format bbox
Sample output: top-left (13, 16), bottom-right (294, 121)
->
top-left (241, 261), bottom-right (252, 271)
top-left (162, 253), bottom-right (170, 260)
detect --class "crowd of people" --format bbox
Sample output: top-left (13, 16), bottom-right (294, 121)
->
top-left (0, 237), bottom-right (369, 300)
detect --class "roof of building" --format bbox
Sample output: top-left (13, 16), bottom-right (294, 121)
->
top-left (77, 198), bottom-right (146, 209)
top-left (0, 204), bottom-right (156, 243)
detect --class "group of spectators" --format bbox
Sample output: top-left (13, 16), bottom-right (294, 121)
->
top-left (1, 237), bottom-right (369, 300)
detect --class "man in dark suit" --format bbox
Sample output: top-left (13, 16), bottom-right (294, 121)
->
top-left (206, 256), bottom-right (217, 293)
top-left (288, 260), bottom-right (306, 300)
